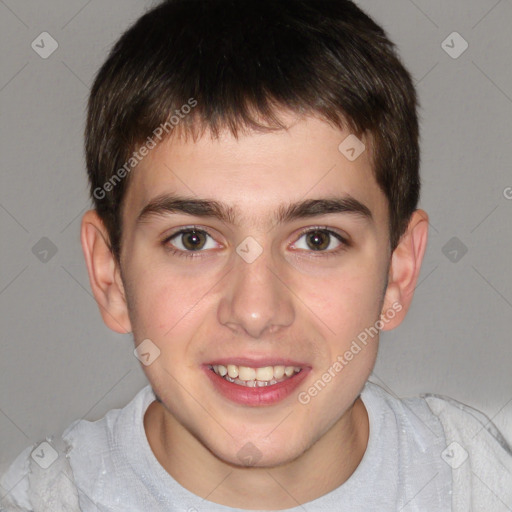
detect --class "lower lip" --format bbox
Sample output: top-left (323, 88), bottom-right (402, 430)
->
top-left (203, 366), bottom-right (310, 406)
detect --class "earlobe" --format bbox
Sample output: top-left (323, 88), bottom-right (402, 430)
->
top-left (380, 209), bottom-right (429, 331)
top-left (80, 209), bottom-right (132, 334)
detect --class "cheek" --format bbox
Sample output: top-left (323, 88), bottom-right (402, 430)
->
top-left (124, 263), bottom-right (202, 339)
top-left (289, 259), bottom-right (385, 343)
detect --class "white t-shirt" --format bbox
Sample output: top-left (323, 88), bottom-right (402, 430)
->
top-left (1, 380), bottom-right (511, 511)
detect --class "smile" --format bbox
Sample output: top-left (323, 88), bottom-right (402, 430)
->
top-left (204, 362), bottom-right (310, 406)
top-left (208, 364), bottom-right (302, 387)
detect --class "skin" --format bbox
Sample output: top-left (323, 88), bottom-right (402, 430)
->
top-left (81, 112), bottom-right (428, 510)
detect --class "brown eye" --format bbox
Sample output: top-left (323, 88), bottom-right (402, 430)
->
top-left (292, 227), bottom-right (349, 256)
top-left (305, 230), bottom-right (331, 251)
top-left (180, 230), bottom-right (207, 251)
top-left (163, 228), bottom-right (217, 256)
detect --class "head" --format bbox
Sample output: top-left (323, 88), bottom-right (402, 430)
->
top-left (81, 0), bottom-right (428, 468)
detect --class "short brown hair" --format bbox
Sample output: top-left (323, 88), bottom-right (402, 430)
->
top-left (85, 0), bottom-right (420, 263)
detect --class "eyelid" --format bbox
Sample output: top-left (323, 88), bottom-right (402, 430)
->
top-left (163, 224), bottom-right (216, 239)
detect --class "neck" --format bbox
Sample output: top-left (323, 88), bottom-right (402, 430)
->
top-left (144, 397), bottom-right (369, 510)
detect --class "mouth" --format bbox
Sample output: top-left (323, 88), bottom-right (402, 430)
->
top-left (204, 361), bottom-right (310, 406)
top-left (208, 363), bottom-right (302, 387)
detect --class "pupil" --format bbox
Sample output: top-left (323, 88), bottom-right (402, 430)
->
top-left (184, 230), bottom-right (204, 250)
top-left (308, 231), bottom-right (328, 251)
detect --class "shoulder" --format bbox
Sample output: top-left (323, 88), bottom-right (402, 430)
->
top-left (422, 392), bottom-right (512, 510)
top-left (362, 381), bottom-right (512, 509)
top-left (0, 385), bottom-right (155, 511)
top-left (362, 380), bottom-right (448, 442)
top-left (422, 391), bottom-right (512, 453)
top-left (0, 431), bottom-right (81, 512)
top-left (1, 444), bottom-right (33, 511)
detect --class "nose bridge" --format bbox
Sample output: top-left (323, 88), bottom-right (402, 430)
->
top-left (217, 242), bottom-right (294, 338)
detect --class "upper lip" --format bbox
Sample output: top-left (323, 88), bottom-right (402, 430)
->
top-left (206, 357), bottom-right (309, 368)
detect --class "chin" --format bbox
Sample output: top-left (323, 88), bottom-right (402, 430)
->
top-left (204, 430), bottom-right (313, 470)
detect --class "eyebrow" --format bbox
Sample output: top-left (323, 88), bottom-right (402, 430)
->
top-left (136, 193), bottom-right (373, 226)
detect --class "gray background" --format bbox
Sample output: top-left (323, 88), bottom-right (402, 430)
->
top-left (1, 0), bottom-right (511, 480)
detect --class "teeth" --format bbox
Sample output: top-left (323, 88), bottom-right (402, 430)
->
top-left (273, 366), bottom-right (285, 379)
top-left (238, 366), bottom-right (256, 380)
top-left (227, 364), bottom-right (239, 378)
top-left (211, 364), bottom-right (302, 385)
top-left (224, 376), bottom-right (281, 387)
top-left (255, 366), bottom-right (274, 381)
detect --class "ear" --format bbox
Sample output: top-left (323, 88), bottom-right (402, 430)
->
top-left (80, 209), bottom-right (132, 334)
top-left (379, 209), bottom-right (429, 331)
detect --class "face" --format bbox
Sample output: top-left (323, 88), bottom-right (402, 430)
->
top-left (115, 114), bottom-right (393, 467)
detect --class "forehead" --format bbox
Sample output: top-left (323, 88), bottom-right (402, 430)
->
top-left (122, 115), bottom-right (388, 230)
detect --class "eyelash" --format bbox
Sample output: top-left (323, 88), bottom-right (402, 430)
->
top-left (161, 225), bottom-right (350, 260)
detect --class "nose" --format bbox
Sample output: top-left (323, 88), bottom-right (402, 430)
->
top-left (217, 244), bottom-right (295, 339)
